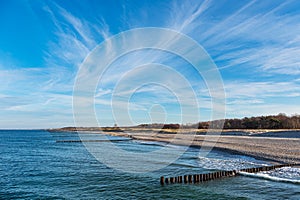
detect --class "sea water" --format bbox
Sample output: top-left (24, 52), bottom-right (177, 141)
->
top-left (0, 130), bottom-right (299, 199)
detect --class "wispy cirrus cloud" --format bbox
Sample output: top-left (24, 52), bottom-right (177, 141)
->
top-left (224, 81), bottom-right (300, 98)
top-left (44, 2), bottom-right (111, 67)
top-left (204, 2), bottom-right (300, 75)
top-left (2, 0), bottom-right (300, 128)
top-left (224, 80), bottom-right (300, 118)
top-left (168, 0), bottom-right (212, 32)
top-left (75, 0), bottom-right (300, 124)
top-left (41, 2), bottom-right (113, 96)
top-left (166, 1), bottom-right (300, 75)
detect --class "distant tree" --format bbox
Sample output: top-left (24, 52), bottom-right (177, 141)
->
top-left (138, 113), bottom-right (300, 130)
top-left (200, 113), bottom-right (299, 129)
top-left (162, 124), bottom-right (180, 129)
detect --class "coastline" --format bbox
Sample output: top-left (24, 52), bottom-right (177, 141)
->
top-left (128, 133), bottom-right (300, 164)
top-left (49, 128), bottom-right (300, 165)
top-left (48, 127), bottom-right (300, 134)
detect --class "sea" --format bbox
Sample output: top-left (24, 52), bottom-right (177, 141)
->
top-left (1, 130), bottom-right (299, 200)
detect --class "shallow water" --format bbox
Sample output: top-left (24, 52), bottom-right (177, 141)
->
top-left (0, 130), bottom-right (299, 199)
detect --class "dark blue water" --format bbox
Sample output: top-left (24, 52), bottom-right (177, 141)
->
top-left (1, 130), bottom-right (299, 199)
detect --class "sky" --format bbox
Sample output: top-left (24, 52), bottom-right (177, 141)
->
top-left (1, 0), bottom-right (300, 129)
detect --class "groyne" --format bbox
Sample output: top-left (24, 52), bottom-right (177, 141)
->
top-left (160, 163), bottom-right (299, 185)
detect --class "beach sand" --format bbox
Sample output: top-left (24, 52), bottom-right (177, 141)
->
top-left (100, 129), bottom-right (300, 164)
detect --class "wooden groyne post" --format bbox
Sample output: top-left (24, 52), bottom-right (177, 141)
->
top-left (160, 163), bottom-right (299, 185)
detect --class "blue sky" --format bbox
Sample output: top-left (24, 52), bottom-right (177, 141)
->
top-left (1, 0), bottom-right (300, 128)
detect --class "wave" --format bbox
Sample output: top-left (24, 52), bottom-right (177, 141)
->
top-left (197, 156), bottom-right (267, 170)
top-left (171, 162), bottom-right (199, 168)
top-left (238, 170), bottom-right (300, 184)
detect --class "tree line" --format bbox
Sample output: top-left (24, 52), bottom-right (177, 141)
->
top-left (197, 113), bottom-right (300, 129)
top-left (138, 113), bottom-right (300, 129)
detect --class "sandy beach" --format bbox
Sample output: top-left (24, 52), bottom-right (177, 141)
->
top-left (98, 129), bottom-right (300, 164)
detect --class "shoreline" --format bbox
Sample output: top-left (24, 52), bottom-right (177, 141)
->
top-left (49, 128), bottom-right (300, 164)
top-left (48, 127), bottom-right (300, 134)
top-left (127, 133), bottom-right (300, 164)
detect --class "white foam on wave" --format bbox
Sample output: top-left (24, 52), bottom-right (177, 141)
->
top-left (197, 156), bottom-right (267, 171)
top-left (239, 167), bottom-right (300, 184)
top-left (239, 171), bottom-right (300, 184)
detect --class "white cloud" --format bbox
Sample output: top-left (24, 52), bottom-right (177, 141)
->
top-left (3, 1), bottom-right (298, 128)
top-left (226, 103), bottom-right (300, 119)
top-left (166, 1), bottom-right (300, 76)
top-left (224, 81), bottom-right (300, 98)
top-left (169, 0), bottom-right (212, 32)
top-left (227, 99), bottom-right (264, 105)
top-left (207, 4), bottom-right (300, 75)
